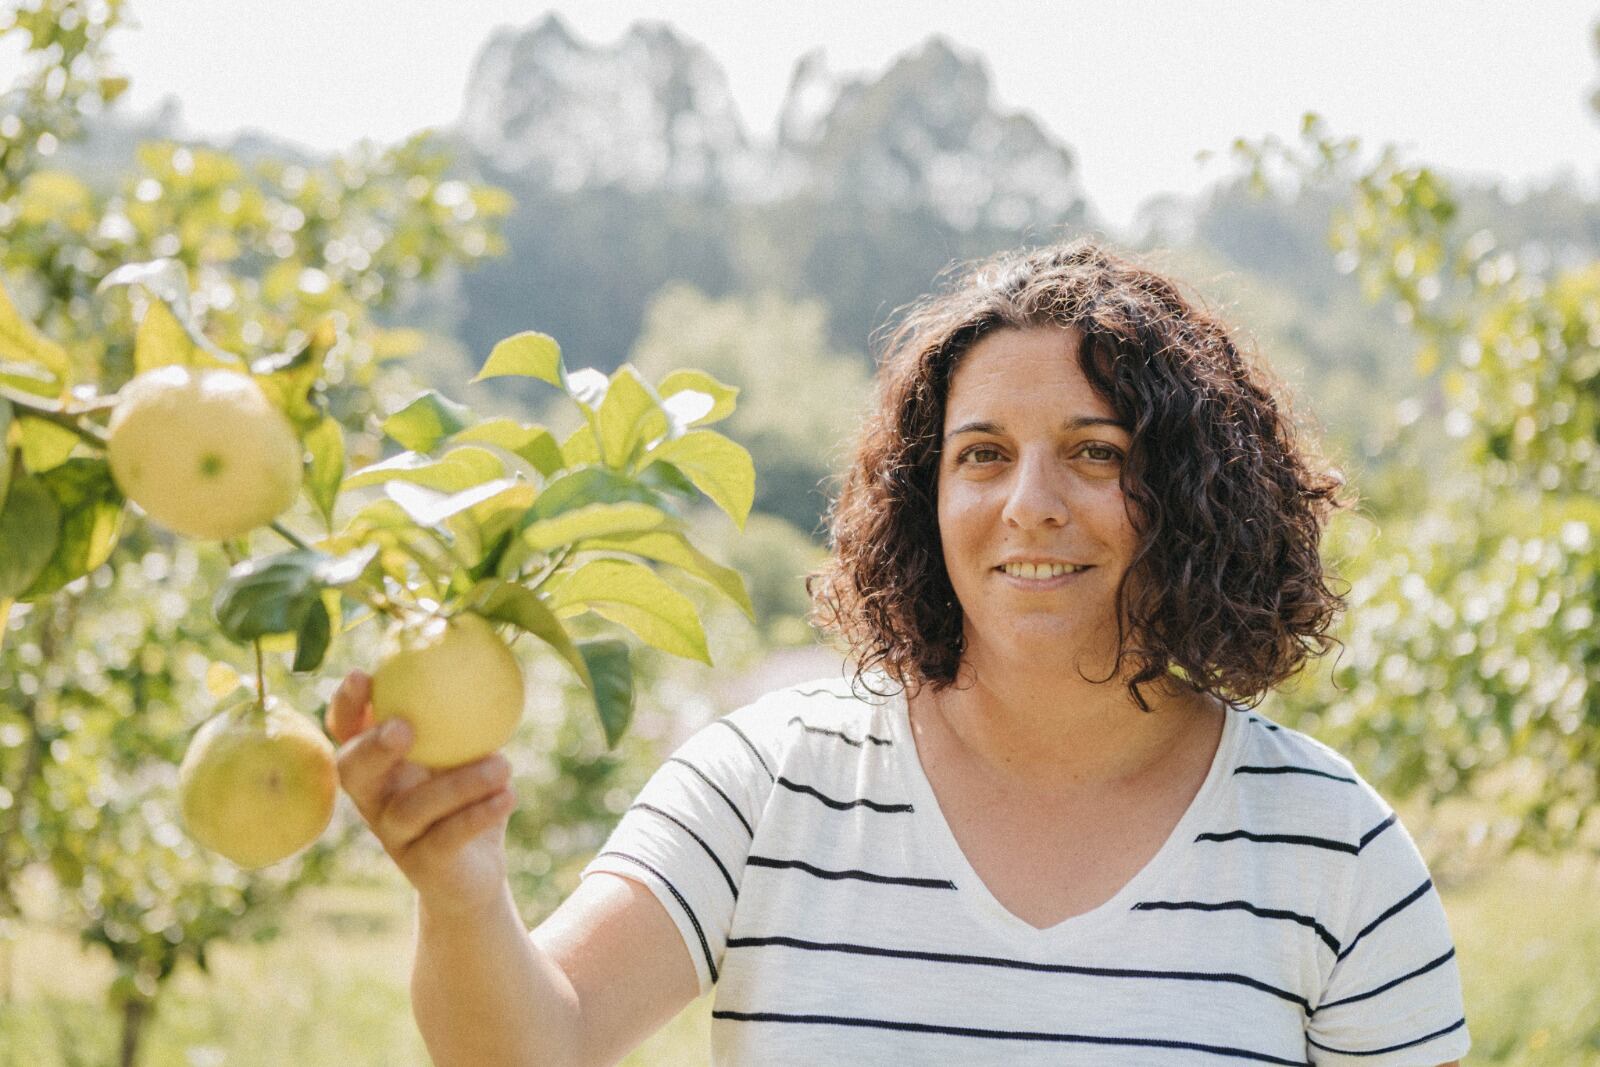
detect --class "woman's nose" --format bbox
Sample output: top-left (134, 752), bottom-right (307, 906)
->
top-left (1001, 452), bottom-right (1069, 528)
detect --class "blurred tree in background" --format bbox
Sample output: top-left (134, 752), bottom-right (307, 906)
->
top-left (628, 284), bottom-right (873, 537)
top-left (1236, 116), bottom-right (1598, 875)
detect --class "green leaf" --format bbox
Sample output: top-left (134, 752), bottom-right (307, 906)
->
top-left (134, 300), bottom-right (204, 373)
top-left (560, 424), bottom-right (601, 468)
top-left (578, 639), bottom-right (633, 748)
top-left (214, 550), bottom-right (326, 639)
top-left (0, 400), bottom-right (11, 509)
top-left (16, 415), bottom-right (79, 472)
top-left (528, 466), bottom-right (673, 522)
top-left (382, 390), bottom-right (475, 452)
top-left (466, 579), bottom-right (590, 686)
top-left (580, 528), bottom-right (754, 620)
top-left (0, 277), bottom-right (70, 390)
top-left (596, 365), bottom-right (660, 469)
top-left (448, 480), bottom-right (537, 566)
top-left (0, 359), bottom-right (59, 397)
top-left (637, 459), bottom-right (699, 500)
top-left (99, 258), bottom-right (241, 367)
top-left (450, 417), bottom-right (563, 476)
top-left (547, 558), bottom-right (710, 663)
top-left (639, 430), bottom-right (755, 530)
top-left (472, 331), bottom-right (564, 387)
top-left (292, 597), bottom-right (332, 672)
top-left (20, 459), bottom-right (124, 600)
top-left (252, 325), bottom-right (332, 430)
top-left (0, 471), bottom-right (61, 599)
top-left (213, 545), bottom-right (377, 640)
top-left (521, 501), bottom-right (668, 553)
top-left (385, 476), bottom-right (525, 529)
top-left (342, 446), bottom-right (505, 493)
top-left (303, 415), bottom-right (344, 530)
top-left (658, 369), bottom-right (738, 428)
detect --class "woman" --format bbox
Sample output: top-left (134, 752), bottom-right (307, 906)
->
top-left (327, 239), bottom-right (1469, 1065)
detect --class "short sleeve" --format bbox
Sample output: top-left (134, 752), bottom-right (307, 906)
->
top-left (1305, 805), bottom-right (1470, 1065)
top-left (579, 710), bottom-right (774, 997)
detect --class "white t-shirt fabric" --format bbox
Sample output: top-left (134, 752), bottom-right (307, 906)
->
top-left (580, 674), bottom-right (1471, 1065)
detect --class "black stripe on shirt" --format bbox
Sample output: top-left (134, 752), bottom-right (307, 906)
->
top-left (1196, 813), bottom-right (1398, 857)
top-left (787, 715), bottom-right (894, 747)
top-left (745, 855), bottom-right (957, 889)
top-left (665, 757), bottom-right (752, 837)
top-left (629, 802), bottom-right (739, 901)
top-left (1233, 764), bottom-right (1358, 784)
top-left (725, 935), bottom-right (1310, 1011)
top-left (1195, 829), bottom-right (1360, 855)
top-left (596, 850), bottom-right (719, 983)
top-left (776, 776), bottom-right (913, 812)
top-left (1131, 899), bottom-right (1340, 955)
top-left (709, 1010), bottom-right (1309, 1065)
top-left (1359, 812), bottom-right (1398, 850)
top-left (791, 686), bottom-right (890, 705)
top-left (716, 718), bottom-right (774, 782)
top-left (1335, 879), bottom-right (1434, 963)
top-left (1312, 947), bottom-right (1456, 1014)
top-left (1305, 1015), bottom-right (1466, 1057)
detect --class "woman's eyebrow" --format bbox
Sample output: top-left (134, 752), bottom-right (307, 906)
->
top-left (943, 415), bottom-right (1128, 443)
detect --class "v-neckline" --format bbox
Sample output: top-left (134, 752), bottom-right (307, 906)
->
top-left (888, 684), bottom-right (1239, 948)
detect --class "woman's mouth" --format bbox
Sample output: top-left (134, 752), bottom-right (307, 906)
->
top-left (993, 563), bottom-right (1093, 588)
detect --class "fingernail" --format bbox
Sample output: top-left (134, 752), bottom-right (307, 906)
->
top-left (378, 719), bottom-right (411, 749)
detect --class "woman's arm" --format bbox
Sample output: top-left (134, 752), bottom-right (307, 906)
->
top-left (411, 880), bottom-right (583, 1066)
top-left (411, 872), bottom-right (700, 1067)
top-left (329, 670), bottom-right (699, 1066)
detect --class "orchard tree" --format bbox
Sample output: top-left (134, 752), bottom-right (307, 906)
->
top-left (1231, 115), bottom-right (1599, 870)
top-left (0, 4), bottom-right (757, 1064)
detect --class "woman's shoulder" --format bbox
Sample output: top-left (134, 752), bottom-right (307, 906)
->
top-left (671, 672), bottom-right (898, 774)
top-left (1224, 704), bottom-right (1397, 830)
top-left (721, 673), bottom-right (896, 750)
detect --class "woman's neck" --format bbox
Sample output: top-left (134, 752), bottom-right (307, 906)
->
top-left (910, 657), bottom-right (1218, 800)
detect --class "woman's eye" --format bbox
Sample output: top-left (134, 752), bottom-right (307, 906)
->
top-left (1082, 444), bottom-right (1122, 462)
top-left (959, 446), bottom-right (1002, 464)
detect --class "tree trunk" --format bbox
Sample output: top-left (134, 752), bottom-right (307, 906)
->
top-left (119, 995), bottom-right (153, 1067)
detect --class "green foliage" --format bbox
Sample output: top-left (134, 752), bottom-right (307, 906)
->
top-left (1, 28), bottom-right (761, 1067)
top-left (629, 285), bottom-right (873, 536)
top-left (1235, 114), bottom-right (1600, 858)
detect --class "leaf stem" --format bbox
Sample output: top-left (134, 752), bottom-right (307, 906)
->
top-left (254, 637), bottom-right (267, 708)
top-left (0, 384), bottom-right (112, 447)
top-left (526, 544), bottom-right (576, 593)
top-left (268, 520), bottom-right (309, 550)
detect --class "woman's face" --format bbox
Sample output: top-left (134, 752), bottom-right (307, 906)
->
top-left (936, 325), bottom-right (1138, 670)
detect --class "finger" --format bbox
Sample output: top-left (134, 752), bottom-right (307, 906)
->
top-left (326, 670), bottom-right (374, 745)
top-left (403, 785), bottom-right (517, 870)
top-left (335, 716), bottom-right (416, 821)
top-left (380, 754), bottom-right (511, 851)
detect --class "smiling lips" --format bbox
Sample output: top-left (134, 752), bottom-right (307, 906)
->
top-left (996, 561), bottom-right (1092, 579)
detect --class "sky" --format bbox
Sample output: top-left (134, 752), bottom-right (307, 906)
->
top-left (24, 1), bottom-right (1600, 229)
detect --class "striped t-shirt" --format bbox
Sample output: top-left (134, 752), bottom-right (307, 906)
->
top-left (580, 675), bottom-right (1471, 1065)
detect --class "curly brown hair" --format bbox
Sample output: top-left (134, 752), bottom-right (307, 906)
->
top-left (805, 238), bottom-right (1352, 712)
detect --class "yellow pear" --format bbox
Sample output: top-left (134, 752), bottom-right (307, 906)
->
top-left (370, 612), bottom-right (525, 768)
top-left (107, 365), bottom-right (303, 540)
top-left (178, 696), bottom-right (337, 869)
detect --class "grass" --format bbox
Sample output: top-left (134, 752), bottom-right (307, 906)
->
top-left (0, 850), bottom-right (1594, 1065)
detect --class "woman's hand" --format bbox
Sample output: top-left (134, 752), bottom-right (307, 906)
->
top-left (326, 669), bottom-right (518, 920)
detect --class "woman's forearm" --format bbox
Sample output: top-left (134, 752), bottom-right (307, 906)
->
top-left (411, 880), bottom-right (583, 1067)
